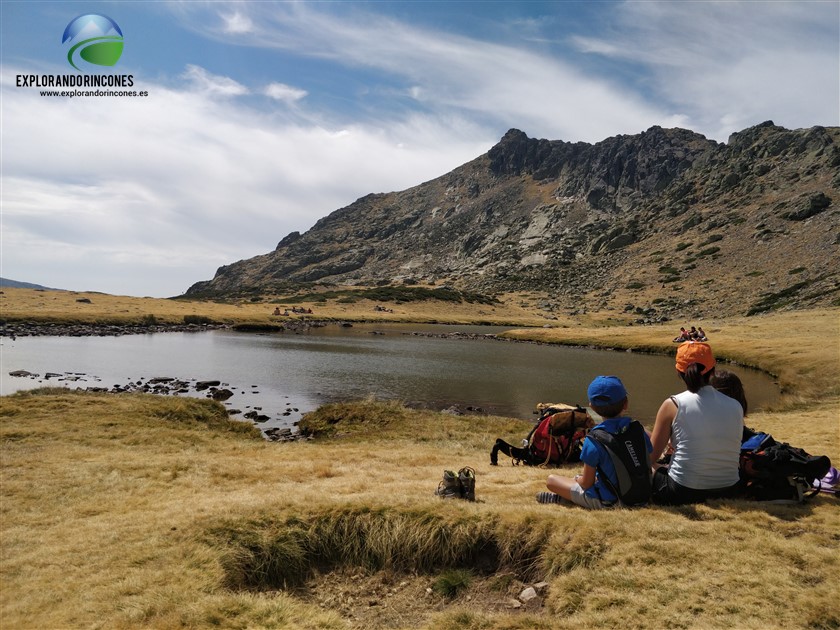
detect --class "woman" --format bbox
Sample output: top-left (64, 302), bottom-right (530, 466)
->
top-left (650, 342), bottom-right (744, 505)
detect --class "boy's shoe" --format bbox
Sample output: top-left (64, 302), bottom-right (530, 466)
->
top-left (458, 466), bottom-right (476, 501)
top-left (435, 470), bottom-right (461, 499)
top-left (535, 491), bottom-right (564, 505)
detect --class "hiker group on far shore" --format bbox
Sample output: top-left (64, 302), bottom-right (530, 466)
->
top-left (673, 325), bottom-right (707, 342)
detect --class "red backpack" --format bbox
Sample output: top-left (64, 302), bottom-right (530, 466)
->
top-left (491, 404), bottom-right (593, 466)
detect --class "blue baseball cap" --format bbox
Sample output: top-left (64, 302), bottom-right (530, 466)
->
top-left (587, 376), bottom-right (628, 406)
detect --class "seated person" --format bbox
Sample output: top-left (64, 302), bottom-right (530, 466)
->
top-left (650, 342), bottom-right (744, 505)
top-left (710, 369), bottom-right (747, 416)
top-left (536, 376), bottom-right (652, 509)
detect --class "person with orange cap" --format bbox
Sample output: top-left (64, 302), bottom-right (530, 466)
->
top-left (649, 341), bottom-right (744, 505)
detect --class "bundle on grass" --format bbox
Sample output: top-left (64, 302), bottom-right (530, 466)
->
top-left (490, 403), bottom-right (593, 467)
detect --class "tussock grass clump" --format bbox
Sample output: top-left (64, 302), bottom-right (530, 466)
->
top-left (207, 507), bottom-right (613, 595)
top-left (297, 399), bottom-right (410, 437)
top-left (211, 509), bottom-right (503, 590)
top-left (432, 569), bottom-right (473, 599)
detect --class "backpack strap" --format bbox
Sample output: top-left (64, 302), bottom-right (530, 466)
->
top-left (594, 463), bottom-right (621, 506)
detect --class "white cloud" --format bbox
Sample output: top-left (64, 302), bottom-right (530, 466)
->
top-left (182, 64), bottom-right (249, 97)
top-left (264, 82), bottom-right (307, 103)
top-left (1, 66), bottom-right (490, 296)
top-left (570, 1), bottom-right (840, 138)
top-left (172, 1), bottom-right (837, 141)
top-left (221, 11), bottom-right (254, 34)
top-left (172, 2), bottom-right (681, 143)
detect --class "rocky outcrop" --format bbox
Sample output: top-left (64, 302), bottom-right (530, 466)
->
top-left (186, 122), bottom-right (840, 317)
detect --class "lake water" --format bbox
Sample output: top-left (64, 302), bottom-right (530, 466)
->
top-left (0, 323), bottom-right (779, 432)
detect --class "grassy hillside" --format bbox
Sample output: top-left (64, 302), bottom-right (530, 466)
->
top-left (1, 306), bottom-right (839, 629)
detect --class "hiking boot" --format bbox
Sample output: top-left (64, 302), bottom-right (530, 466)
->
top-left (435, 470), bottom-right (461, 499)
top-left (535, 491), bottom-right (564, 505)
top-left (458, 466), bottom-right (476, 501)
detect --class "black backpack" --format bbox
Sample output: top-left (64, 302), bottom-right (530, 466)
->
top-left (739, 428), bottom-right (831, 502)
top-left (588, 421), bottom-right (651, 507)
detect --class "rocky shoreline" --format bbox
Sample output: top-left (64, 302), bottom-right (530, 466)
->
top-left (0, 319), bottom-right (338, 338)
top-left (0, 321), bottom-right (227, 338)
top-left (6, 369), bottom-right (309, 443)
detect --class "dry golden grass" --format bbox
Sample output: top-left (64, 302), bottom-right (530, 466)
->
top-left (0, 287), bottom-right (562, 327)
top-left (1, 303), bottom-right (839, 628)
top-left (1, 389), bottom-right (838, 629)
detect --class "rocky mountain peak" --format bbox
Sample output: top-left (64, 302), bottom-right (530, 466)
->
top-left (187, 123), bottom-right (840, 319)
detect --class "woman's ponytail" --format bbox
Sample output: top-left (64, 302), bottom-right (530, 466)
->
top-left (681, 363), bottom-right (711, 393)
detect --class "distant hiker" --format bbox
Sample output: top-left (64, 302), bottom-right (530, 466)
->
top-left (650, 342), bottom-right (744, 505)
top-left (697, 326), bottom-right (708, 341)
top-left (536, 376), bottom-right (652, 509)
top-left (673, 327), bottom-right (690, 342)
top-left (273, 307), bottom-right (281, 316)
top-left (688, 326), bottom-right (699, 340)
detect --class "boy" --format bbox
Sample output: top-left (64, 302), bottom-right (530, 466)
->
top-left (536, 375), bottom-right (652, 509)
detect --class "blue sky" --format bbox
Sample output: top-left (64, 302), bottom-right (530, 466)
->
top-left (1, 1), bottom-right (838, 297)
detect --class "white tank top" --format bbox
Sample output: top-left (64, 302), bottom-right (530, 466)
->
top-left (669, 386), bottom-right (743, 490)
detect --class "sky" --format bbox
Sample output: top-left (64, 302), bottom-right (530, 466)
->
top-left (1, 1), bottom-right (838, 297)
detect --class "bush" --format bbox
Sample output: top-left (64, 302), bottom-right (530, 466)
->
top-left (700, 234), bottom-right (724, 246)
top-left (675, 242), bottom-right (691, 252)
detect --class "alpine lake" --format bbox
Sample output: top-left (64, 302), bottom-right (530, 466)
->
top-left (0, 323), bottom-right (780, 436)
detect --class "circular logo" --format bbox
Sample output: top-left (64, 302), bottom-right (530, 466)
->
top-left (62, 14), bottom-right (123, 72)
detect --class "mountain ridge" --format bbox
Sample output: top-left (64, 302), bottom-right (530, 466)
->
top-left (186, 122), bottom-right (840, 319)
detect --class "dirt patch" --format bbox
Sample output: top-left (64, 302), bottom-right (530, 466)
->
top-left (297, 568), bottom-right (549, 628)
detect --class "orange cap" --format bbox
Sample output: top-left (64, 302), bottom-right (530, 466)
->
top-left (675, 341), bottom-right (716, 374)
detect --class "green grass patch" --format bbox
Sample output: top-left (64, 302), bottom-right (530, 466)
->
top-left (697, 247), bottom-right (721, 257)
top-left (281, 286), bottom-right (499, 306)
top-left (625, 282), bottom-right (645, 290)
top-left (675, 242), bottom-right (691, 252)
top-left (747, 281), bottom-right (811, 316)
top-left (788, 267), bottom-right (807, 275)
